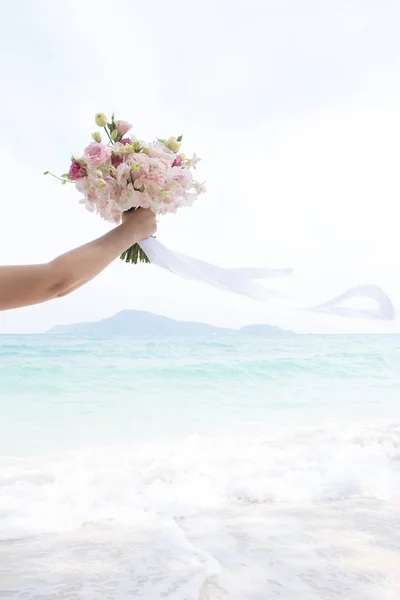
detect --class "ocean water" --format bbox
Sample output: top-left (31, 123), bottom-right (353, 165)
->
top-left (0, 334), bottom-right (400, 599)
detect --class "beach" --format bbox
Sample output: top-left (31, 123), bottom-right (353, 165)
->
top-left (1, 334), bottom-right (399, 598)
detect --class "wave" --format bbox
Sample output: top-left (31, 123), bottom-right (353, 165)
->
top-left (1, 423), bottom-right (400, 541)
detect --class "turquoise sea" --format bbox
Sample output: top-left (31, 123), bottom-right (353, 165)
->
top-left (1, 334), bottom-right (400, 599)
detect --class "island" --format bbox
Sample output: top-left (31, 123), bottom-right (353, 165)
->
top-left (47, 310), bottom-right (293, 337)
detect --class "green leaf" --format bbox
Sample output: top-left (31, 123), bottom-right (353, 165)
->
top-left (107, 113), bottom-right (116, 132)
top-left (177, 135), bottom-right (183, 142)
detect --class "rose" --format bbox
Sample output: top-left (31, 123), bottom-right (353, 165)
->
top-left (115, 120), bottom-right (132, 136)
top-left (111, 154), bottom-right (123, 169)
top-left (69, 160), bottom-right (86, 181)
top-left (137, 157), bottom-right (169, 186)
top-left (84, 142), bottom-right (112, 166)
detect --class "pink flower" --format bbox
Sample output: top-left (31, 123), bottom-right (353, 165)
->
top-left (75, 178), bottom-right (88, 196)
top-left (119, 186), bottom-right (142, 211)
top-left (146, 143), bottom-right (176, 165)
top-left (84, 142), bottom-right (112, 167)
top-left (111, 154), bottom-right (123, 168)
top-left (116, 162), bottom-right (132, 188)
top-left (139, 195), bottom-right (151, 208)
top-left (119, 138), bottom-right (132, 146)
top-left (172, 155), bottom-right (182, 167)
top-left (138, 157), bottom-right (169, 186)
top-left (129, 153), bottom-right (148, 180)
top-left (115, 120), bottom-right (132, 136)
top-left (146, 145), bottom-right (164, 159)
top-left (69, 160), bottom-right (86, 181)
top-left (171, 166), bottom-right (193, 189)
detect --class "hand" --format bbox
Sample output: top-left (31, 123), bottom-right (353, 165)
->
top-left (122, 208), bottom-right (157, 241)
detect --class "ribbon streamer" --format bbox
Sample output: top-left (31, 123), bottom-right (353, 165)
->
top-left (139, 238), bottom-right (396, 321)
top-left (140, 238), bottom-right (292, 301)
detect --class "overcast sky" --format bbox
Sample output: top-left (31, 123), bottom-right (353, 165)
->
top-left (1, 0), bottom-right (400, 334)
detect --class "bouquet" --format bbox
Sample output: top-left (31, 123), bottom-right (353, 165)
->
top-left (45, 113), bottom-right (205, 264)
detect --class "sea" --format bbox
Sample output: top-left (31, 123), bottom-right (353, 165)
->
top-left (0, 334), bottom-right (400, 599)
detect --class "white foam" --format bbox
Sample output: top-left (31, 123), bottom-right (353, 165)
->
top-left (1, 422), bottom-right (400, 540)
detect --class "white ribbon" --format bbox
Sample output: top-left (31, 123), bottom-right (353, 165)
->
top-left (139, 238), bottom-right (396, 322)
top-left (304, 284), bottom-right (396, 321)
top-left (140, 238), bottom-right (292, 302)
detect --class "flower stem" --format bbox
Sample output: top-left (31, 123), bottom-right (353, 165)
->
top-left (119, 243), bottom-right (150, 264)
top-left (104, 127), bottom-right (113, 144)
top-left (44, 171), bottom-right (72, 183)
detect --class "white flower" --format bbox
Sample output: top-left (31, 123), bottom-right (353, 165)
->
top-left (187, 153), bottom-right (201, 169)
top-left (193, 181), bottom-right (206, 195)
top-left (116, 162), bottom-right (132, 187)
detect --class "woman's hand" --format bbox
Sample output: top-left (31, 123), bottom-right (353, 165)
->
top-left (122, 209), bottom-right (157, 242)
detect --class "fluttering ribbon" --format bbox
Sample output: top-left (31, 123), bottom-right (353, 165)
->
top-left (305, 284), bottom-right (396, 321)
top-left (139, 238), bottom-right (396, 322)
top-left (140, 238), bottom-right (293, 302)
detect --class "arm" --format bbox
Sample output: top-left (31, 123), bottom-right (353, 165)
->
top-left (0, 209), bottom-right (157, 311)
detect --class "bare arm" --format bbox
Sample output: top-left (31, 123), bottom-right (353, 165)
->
top-left (0, 209), bottom-right (157, 311)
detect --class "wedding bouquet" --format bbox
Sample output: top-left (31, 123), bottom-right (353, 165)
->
top-left (45, 112), bottom-right (205, 264)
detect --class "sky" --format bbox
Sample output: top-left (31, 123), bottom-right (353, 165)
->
top-left (0, 0), bottom-right (400, 334)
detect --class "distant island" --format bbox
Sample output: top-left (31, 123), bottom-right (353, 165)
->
top-left (47, 310), bottom-right (293, 337)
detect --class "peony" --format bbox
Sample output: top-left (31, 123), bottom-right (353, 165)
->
top-left (84, 142), bottom-right (112, 167)
top-left (115, 120), bottom-right (132, 136)
top-left (69, 160), bottom-right (86, 181)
